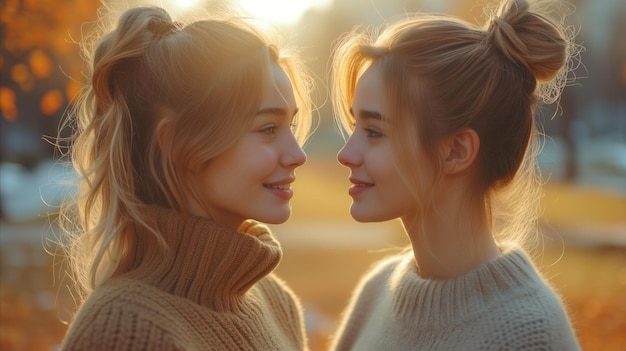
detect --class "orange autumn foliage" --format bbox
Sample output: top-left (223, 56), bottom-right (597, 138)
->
top-left (0, 0), bottom-right (99, 121)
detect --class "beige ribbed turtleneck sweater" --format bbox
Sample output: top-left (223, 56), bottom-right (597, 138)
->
top-left (61, 206), bottom-right (308, 350)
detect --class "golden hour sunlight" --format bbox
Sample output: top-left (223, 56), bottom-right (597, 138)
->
top-left (236, 0), bottom-right (331, 24)
top-left (0, 0), bottom-right (625, 350)
top-left (167, 0), bottom-right (200, 9)
top-left (159, 0), bottom-right (202, 13)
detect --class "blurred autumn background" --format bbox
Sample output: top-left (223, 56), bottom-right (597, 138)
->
top-left (0, 0), bottom-right (625, 350)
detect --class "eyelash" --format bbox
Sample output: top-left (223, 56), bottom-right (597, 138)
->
top-left (260, 125), bottom-right (277, 135)
top-left (364, 128), bottom-right (383, 138)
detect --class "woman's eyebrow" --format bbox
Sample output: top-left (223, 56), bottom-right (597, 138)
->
top-left (349, 107), bottom-right (385, 121)
top-left (256, 107), bottom-right (299, 117)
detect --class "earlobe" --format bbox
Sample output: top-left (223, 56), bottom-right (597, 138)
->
top-left (443, 128), bottom-right (480, 175)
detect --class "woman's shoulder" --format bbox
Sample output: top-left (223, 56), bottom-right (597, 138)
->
top-left (495, 273), bottom-right (575, 324)
top-left (86, 277), bottom-right (162, 301)
top-left (363, 252), bottom-right (409, 282)
top-left (61, 279), bottom-right (181, 350)
top-left (257, 273), bottom-right (304, 309)
top-left (476, 262), bottom-right (581, 349)
top-left (343, 252), bottom-right (410, 301)
top-left (68, 278), bottom-right (175, 324)
top-left (482, 288), bottom-right (580, 349)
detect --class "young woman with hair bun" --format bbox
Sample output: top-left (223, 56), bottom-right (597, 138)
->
top-left (330, 0), bottom-right (581, 349)
top-left (57, 6), bottom-right (312, 350)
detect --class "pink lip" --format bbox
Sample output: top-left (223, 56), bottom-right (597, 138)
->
top-left (348, 178), bottom-right (374, 196)
top-left (264, 178), bottom-right (295, 200)
top-left (266, 187), bottom-right (293, 200)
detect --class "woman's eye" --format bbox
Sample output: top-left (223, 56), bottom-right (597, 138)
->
top-left (364, 128), bottom-right (383, 138)
top-left (260, 126), bottom-right (277, 135)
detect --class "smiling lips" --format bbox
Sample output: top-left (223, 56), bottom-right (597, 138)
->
top-left (264, 180), bottom-right (294, 200)
top-left (265, 183), bottom-right (291, 190)
top-left (348, 178), bottom-right (374, 196)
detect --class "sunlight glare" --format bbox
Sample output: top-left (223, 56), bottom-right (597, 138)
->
top-left (168, 0), bottom-right (199, 9)
top-left (236, 0), bottom-right (331, 25)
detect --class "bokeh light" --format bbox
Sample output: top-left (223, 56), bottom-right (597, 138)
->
top-left (39, 90), bottom-right (64, 116)
top-left (28, 50), bottom-right (52, 79)
top-left (0, 87), bottom-right (18, 121)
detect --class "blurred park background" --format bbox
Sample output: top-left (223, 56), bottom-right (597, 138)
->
top-left (1, 0), bottom-right (625, 350)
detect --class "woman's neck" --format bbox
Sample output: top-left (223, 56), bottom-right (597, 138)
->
top-left (402, 184), bottom-right (501, 280)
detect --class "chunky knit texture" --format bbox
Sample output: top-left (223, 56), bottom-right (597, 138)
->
top-left (331, 245), bottom-right (580, 351)
top-left (61, 206), bottom-right (308, 350)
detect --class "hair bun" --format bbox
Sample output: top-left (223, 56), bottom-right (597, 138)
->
top-left (488, 16), bottom-right (528, 65)
top-left (148, 18), bottom-right (179, 38)
top-left (486, 0), bottom-right (568, 83)
top-left (486, 0), bottom-right (573, 102)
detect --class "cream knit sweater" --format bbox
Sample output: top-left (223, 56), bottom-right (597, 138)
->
top-left (331, 246), bottom-right (581, 351)
top-left (61, 206), bottom-right (308, 350)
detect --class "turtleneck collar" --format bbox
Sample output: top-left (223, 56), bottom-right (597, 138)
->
top-left (115, 205), bottom-right (282, 311)
top-left (389, 245), bottom-right (542, 327)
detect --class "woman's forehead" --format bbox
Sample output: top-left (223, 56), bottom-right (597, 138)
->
top-left (352, 63), bottom-right (385, 118)
top-left (258, 65), bottom-right (297, 112)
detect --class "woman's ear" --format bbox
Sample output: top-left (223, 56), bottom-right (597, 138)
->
top-left (155, 117), bottom-right (174, 154)
top-left (442, 127), bottom-right (480, 175)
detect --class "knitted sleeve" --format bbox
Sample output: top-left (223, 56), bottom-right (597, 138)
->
top-left (61, 295), bottom-right (182, 351)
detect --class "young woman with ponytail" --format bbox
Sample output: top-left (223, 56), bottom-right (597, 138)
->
top-left (330, 0), bottom-right (581, 349)
top-left (57, 6), bottom-right (312, 350)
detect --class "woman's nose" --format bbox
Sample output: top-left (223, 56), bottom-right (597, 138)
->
top-left (337, 136), bottom-right (359, 167)
top-left (282, 133), bottom-right (307, 168)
